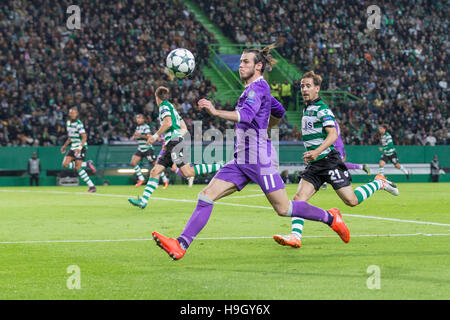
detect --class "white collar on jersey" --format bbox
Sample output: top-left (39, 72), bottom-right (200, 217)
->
top-left (245, 76), bottom-right (264, 88)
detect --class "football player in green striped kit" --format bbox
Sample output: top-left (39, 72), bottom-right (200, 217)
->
top-left (128, 87), bottom-right (224, 209)
top-left (377, 125), bottom-right (410, 179)
top-left (273, 71), bottom-right (399, 248)
top-left (131, 113), bottom-right (169, 188)
top-left (61, 107), bottom-right (96, 193)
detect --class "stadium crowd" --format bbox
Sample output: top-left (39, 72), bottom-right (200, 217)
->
top-left (0, 0), bottom-right (448, 147)
top-left (199, 0), bottom-right (449, 145)
top-left (0, 0), bottom-right (224, 147)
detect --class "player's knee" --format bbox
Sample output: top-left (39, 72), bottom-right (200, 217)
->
top-left (344, 198), bottom-right (358, 207)
top-left (149, 167), bottom-right (159, 177)
top-left (274, 203), bottom-right (290, 216)
top-left (181, 166), bottom-right (194, 178)
top-left (293, 193), bottom-right (302, 201)
top-left (199, 189), bottom-right (215, 202)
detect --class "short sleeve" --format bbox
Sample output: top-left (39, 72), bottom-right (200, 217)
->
top-left (237, 89), bottom-right (262, 124)
top-left (317, 107), bottom-right (335, 127)
top-left (77, 121), bottom-right (86, 134)
top-left (160, 105), bottom-right (171, 119)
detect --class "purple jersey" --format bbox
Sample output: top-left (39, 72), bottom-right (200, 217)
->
top-left (214, 78), bottom-right (285, 194)
top-left (270, 96), bottom-right (285, 119)
top-left (234, 76), bottom-right (273, 166)
top-left (333, 120), bottom-right (346, 159)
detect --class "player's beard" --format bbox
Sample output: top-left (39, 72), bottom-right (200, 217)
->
top-left (239, 69), bottom-right (255, 83)
top-left (302, 95), bottom-right (311, 104)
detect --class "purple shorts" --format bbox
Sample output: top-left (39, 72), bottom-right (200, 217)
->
top-left (214, 160), bottom-right (285, 194)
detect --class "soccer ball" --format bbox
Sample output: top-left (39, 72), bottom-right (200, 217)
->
top-left (166, 48), bottom-right (195, 78)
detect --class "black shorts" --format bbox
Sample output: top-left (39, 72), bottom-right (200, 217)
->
top-left (134, 148), bottom-right (157, 163)
top-left (381, 152), bottom-right (399, 165)
top-left (157, 137), bottom-right (187, 168)
top-left (67, 147), bottom-right (86, 161)
top-left (300, 149), bottom-right (352, 191)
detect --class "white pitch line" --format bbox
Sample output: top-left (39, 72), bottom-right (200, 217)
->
top-left (0, 233), bottom-right (450, 245)
top-left (1, 189), bottom-right (449, 227)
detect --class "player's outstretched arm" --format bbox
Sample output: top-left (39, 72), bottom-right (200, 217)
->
top-left (198, 99), bottom-right (239, 122)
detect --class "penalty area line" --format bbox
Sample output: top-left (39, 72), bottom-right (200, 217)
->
top-left (1, 233), bottom-right (450, 244)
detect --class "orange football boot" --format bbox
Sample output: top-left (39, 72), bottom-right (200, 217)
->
top-left (375, 174), bottom-right (386, 180)
top-left (163, 181), bottom-right (169, 189)
top-left (135, 179), bottom-right (145, 187)
top-left (152, 231), bottom-right (186, 261)
top-left (273, 234), bottom-right (302, 248)
top-left (328, 208), bottom-right (350, 243)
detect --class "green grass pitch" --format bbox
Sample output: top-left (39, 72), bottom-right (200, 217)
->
top-left (0, 183), bottom-right (449, 300)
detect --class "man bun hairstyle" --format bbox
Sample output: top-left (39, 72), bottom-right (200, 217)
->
top-left (302, 71), bottom-right (322, 87)
top-left (244, 43), bottom-right (278, 73)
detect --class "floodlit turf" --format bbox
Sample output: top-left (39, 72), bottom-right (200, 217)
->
top-left (0, 183), bottom-right (449, 300)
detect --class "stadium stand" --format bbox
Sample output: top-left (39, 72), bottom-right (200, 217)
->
top-left (0, 0), bottom-right (449, 187)
top-left (0, 0), bottom-right (236, 146)
top-left (0, 0), bottom-right (448, 147)
top-left (198, 0), bottom-right (449, 145)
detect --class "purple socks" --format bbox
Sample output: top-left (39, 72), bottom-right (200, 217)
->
top-left (345, 163), bottom-right (361, 170)
top-left (178, 194), bottom-right (214, 249)
top-left (176, 169), bottom-right (185, 179)
top-left (289, 201), bottom-right (333, 225)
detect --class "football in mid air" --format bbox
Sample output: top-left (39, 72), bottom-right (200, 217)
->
top-left (166, 48), bottom-right (195, 78)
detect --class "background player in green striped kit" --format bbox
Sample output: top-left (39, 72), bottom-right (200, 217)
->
top-left (61, 107), bottom-right (96, 193)
top-left (128, 87), bottom-right (223, 209)
top-left (378, 125), bottom-right (410, 179)
top-left (131, 114), bottom-right (169, 188)
top-left (273, 71), bottom-right (399, 248)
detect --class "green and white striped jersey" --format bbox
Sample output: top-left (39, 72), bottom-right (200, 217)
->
top-left (301, 98), bottom-right (335, 162)
top-left (135, 124), bottom-right (153, 152)
top-left (66, 119), bottom-right (87, 150)
top-left (381, 132), bottom-right (396, 155)
top-left (158, 100), bottom-right (182, 145)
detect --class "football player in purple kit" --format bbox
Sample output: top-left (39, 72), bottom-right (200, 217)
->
top-left (152, 45), bottom-right (351, 261)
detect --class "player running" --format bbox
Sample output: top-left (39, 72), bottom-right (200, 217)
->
top-left (61, 107), bottom-right (96, 193)
top-left (273, 71), bottom-right (399, 248)
top-left (152, 45), bottom-right (352, 261)
top-left (131, 114), bottom-right (169, 188)
top-left (377, 125), bottom-right (410, 179)
top-left (127, 87), bottom-right (223, 209)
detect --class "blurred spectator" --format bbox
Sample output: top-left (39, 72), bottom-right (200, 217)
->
top-left (280, 79), bottom-right (292, 109)
top-left (270, 80), bottom-right (281, 102)
top-left (430, 155), bottom-right (440, 182)
top-left (27, 152), bottom-right (41, 186)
